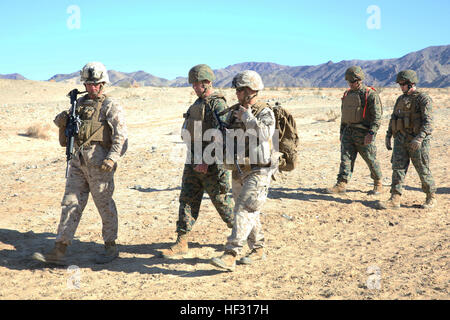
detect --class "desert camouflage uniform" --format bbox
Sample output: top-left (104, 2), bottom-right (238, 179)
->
top-left (387, 91), bottom-right (436, 195)
top-left (225, 104), bottom-right (276, 256)
top-left (338, 85), bottom-right (383, 183)
top-left (55, 94), bottom-right (128, 244)
top-left (177, 95), bottom-right (234, 234)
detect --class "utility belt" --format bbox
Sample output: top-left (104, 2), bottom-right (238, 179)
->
top-left (342, 123), bottom-right (369, 134)
top-left (76, 140), bottom-right (112, 153)
top-left (250, 163), bottom-right (271, 169)
top-left (348, 123), bottom-right (368, 130)
top-left (224, 159), bottom-right (271, 172)
top-left (239, 161), bottom-right (271, 171)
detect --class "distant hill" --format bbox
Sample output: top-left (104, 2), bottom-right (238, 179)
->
top-left (48, 70), bottom-right (169, 87)
top-left (108, 70), bottom-right (170, 87)
top-left (42, 44), bottom-right (450, 88)
top-left (0, 73), bottom-right (26, 80)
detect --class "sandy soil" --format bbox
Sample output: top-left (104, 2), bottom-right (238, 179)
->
top-left (0, 79), bottom-right (448, 300)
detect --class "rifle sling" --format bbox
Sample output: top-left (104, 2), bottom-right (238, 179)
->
top-left (75, 123), bottom-right (108, 154)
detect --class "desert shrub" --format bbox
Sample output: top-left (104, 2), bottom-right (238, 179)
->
top-left (315, 109), bottom-right (340, 122)
top-left (118, 81), bottom-right (132, 88)
top-left (24, 124), bottom-right (50, 140)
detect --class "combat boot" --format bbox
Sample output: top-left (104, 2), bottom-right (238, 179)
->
top-left (326, 181), bottom-right (347, 194)
top-left (95, 241), bottom-right (119, 264)
top-left (211, 251), bottom-right (237, 271)
top-left (378, 193), bottom-right (401, 210)
top-left (238, 248), bottom-right (266, 265)
top-left (421, 193), bottom-right (437, 209)
top-left (368, 180), bottom-right (383, 195)
top-left (32, 242), bottom-right (67, 265)
top-left (160, 233), bottom-right (189, 259)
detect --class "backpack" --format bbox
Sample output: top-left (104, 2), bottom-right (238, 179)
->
top-left (220, 102), bottom-right (299, 172)
top-left (251, 102), bottom-right (299, 172)
top-left (270, 102), bottom-right (299, 172)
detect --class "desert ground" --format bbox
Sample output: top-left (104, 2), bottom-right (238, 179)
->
top-left (0, 79), bottom-right (448, 300)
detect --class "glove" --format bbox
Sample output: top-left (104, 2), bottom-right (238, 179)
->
top-left (410, 137), bottom-right (423, 151)
top-left (194, 163), bottom-right (208, 174)
top-left (364, 132), bottom-right (374, 145)
top-left (100, 159), bottom-right (115, 172)
top-left (385, 135), bottom-right (392, 151)
top-left (235, 106), bottom-right (249, 121)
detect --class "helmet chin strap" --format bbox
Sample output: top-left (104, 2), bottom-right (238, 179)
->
top-left (243, 89), bottom-right (258, 106)
top-left (85, 82), bottom-right (104, 99)
top-left (200, 82), bottom-right (212, 98)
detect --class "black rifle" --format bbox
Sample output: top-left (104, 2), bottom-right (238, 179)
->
top-left (211, 107), bottom-right (243, 178)
top-left (65, 89), bottom-right (86, 178)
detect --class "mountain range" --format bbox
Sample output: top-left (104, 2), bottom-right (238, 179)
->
top-left (3, 45), bottom-right (449, 87)
top-left (0, 73), bottom-right (27, 80)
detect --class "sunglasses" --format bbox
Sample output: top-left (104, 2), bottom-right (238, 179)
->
top-left (398, 82), bottom-right (408, 86)
top-left (235, 87), bottom-right (246, 93)
top-left (348, 79), bottom-right (358, 84)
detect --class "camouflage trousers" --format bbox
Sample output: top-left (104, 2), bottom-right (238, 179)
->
top-left (177, 164), bottom-right (234, 234)
top-left (225, 168), bottom-right (271, 256)
top-left (56, 146), bottom-right (118, 245)
top-left (337, 126), bottom-right (382, 183)
top-left (390, 134), bottom-right (436, 195)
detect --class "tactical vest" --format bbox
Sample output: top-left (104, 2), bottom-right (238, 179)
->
top-left (341, 87), bottom-right (374, 125)
top-left (225, 102), bottom-right (271, 170)
top-left (182, 94), bottom-right (226, 142)
top-left (390, 92), bottom-right (422, 136)
top-left (75, 95), bottom-right (112, 149)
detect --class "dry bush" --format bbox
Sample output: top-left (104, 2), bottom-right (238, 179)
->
top-left (321, 109), bottom-right (340, 122)
top-left (24, 124), bottom-right (51, 140)
top-left (315, 109), bottom-right (340, 122)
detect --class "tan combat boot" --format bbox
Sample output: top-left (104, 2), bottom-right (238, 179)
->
top-left (211, 251), bottom-right (237, 271)
top-left (368, 180), bottom-right (383, 195)
top-left (238, 248), bottom-right (266, 265)
top-left (160, 233), bottom-right (189, 259)
top-left (326, 181), bottom-right (347, 194)
top-left (422, 193), bottom-right (437, 209)
top-left (378, 193), bottom-right (401, 209)
top-left (95, 241), bottom-right (119, 264)
top-left (32, 242), bottom-right (68, 265)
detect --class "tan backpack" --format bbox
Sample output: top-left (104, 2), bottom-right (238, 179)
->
top-left (251, 102), bottom-right (299, 172)
top-left (269, 102), bottom-right (299, 172)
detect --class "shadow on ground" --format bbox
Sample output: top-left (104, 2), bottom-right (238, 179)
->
top-left (0, 229), bottom-right (226, 276)
top-left (268, 187), bottom-right (380, 209)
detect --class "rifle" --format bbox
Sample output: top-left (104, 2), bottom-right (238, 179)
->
top-left (65, 89), bottom-right (86, 178)
top-left (211, 107), bottom-right (243, 178)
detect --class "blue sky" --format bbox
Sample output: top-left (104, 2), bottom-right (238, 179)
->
top-left (0, 0), bottom-right (449, 80)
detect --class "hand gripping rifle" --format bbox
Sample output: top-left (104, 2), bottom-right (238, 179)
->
top-left (65, 89), bottom-right (86, 178)
top-left (211, 107), bottom-right (243, 178)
